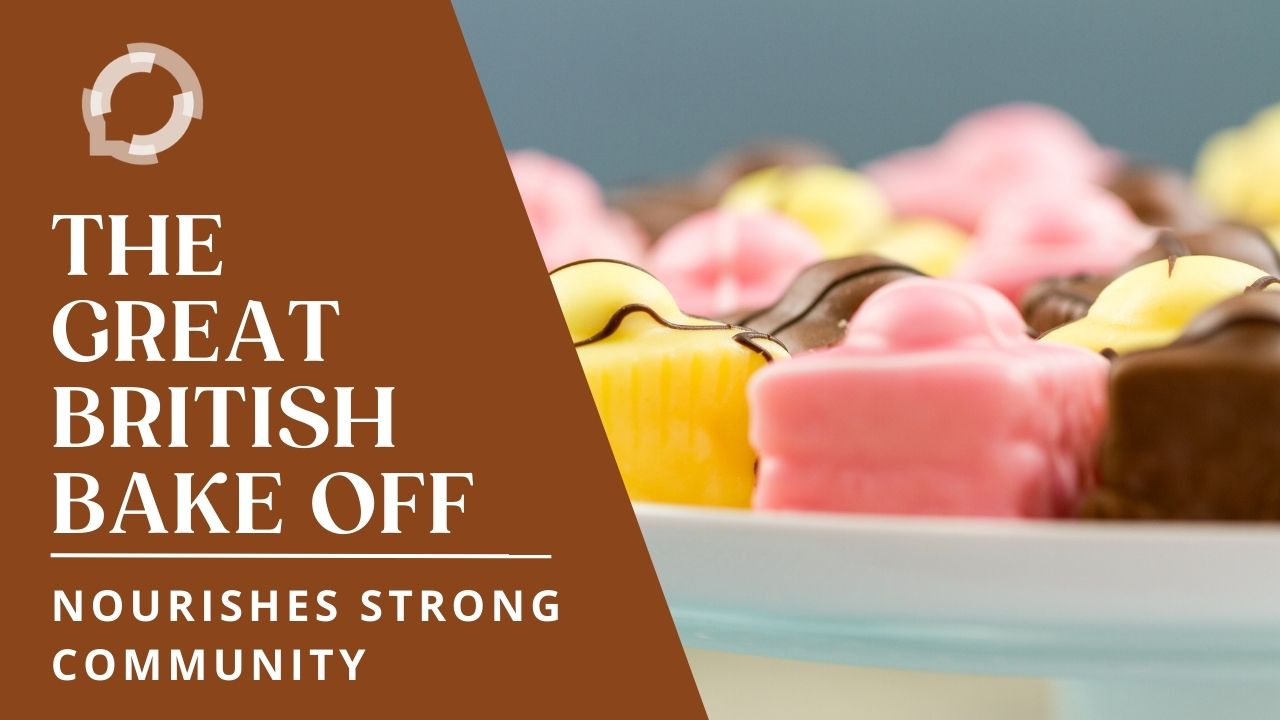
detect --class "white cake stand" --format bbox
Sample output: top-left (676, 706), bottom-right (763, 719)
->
top-left (635, 503), bottom-right (1280, 720)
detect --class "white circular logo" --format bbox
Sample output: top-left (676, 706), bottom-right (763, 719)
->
top-left (82, 43), bottom-right (203, 165)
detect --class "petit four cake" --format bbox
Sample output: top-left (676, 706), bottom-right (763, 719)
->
top-left (509, 150), bottom-right (645, 269)
top-left (551, 259), bottom-right (787, 507)
top-left (864, 218), bottom-right (969, 277)
top-left (611, 140), bottom-right (840, 240)
top-left (750, 278), bottom-right (1108, 517)
top-left (864, 103), bottom-right (1119, 231)
top-left (953, 183), bottom-right (1148, 302)
top-left (647, 208), bottom-right (822, 318)
top-left (698, 140), bottom-right (842, 195)
top-left (1196, 103), bottom-right (1280, 227)
top-left (1107, 164), bottom-right (1211, 229)
top-left (1084, 291), bottom-right (1280, 519)
top-left (721, 165), bottom-right (891, 257)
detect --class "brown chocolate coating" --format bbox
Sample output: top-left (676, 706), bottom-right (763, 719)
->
top-left (1125, 225), bottom-right (1280, 276)
top-left (1020, 274), bottom-right (1111, 336)
top-left (610, 181), bottom-right (718, 241)
top-left (734, 255), bottom-right (924, 352)
top-left (611, 140), bottom-right (841, 241)
top-left (1107, 164), bottom-right (1211, 229)
top-left (1083, 291), bottom-right (1280, 520)
top-left (697, 140), bottom-right (842, 195)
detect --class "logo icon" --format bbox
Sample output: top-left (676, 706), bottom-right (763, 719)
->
top-left (82, 43), bottom-right (203, 165)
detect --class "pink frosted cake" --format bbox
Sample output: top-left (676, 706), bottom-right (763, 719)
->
top-left (863, 103), bottom-right (1120, 231)
top-left (647, 208), bottom-right (823, 318)
top-left (749, 278), bottom-right (1109, 517)
top-left (954, 183), bottom-right (1151, 302)
top-left (508, 149), bottom-right (646, 269)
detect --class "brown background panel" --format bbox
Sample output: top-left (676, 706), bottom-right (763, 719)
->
top-left (1, 2), bottom-right (703, 715)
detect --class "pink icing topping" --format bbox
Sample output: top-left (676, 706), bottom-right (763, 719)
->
top-left (647, 208), bottom-right (823, 317)
top-left (863, 103), bottom-right (1121, 231)
top-left (954, 183), bottom-right (1150, 301)
top-left (508, 150), bottom-right (645, 270)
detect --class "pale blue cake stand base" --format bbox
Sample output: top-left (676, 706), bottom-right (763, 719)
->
top-left (636, 504), bottom-right (1280, 720)
top-left (675, 609), bottom-right (1280, 720)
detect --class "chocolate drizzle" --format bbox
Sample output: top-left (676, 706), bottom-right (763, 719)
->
top-left (552, 258), bottom-right (785, 362)
top-left (1151, 231), bottom-right (1192, 260)
top-left (740, 261), bottom-right (922, 333)
top-left (570, 303), bottom-right (782, 361)
top-left (735, 255), bottom-right (924, 352)
top-left (1126, 225), bottom-right (1280, 276)
top-left (1248, 276), bottom-right (1280, 292)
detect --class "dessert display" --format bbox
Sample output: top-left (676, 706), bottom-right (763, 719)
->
top-left (1084, 291), bottom-right (1280, 520)
top-left (1039, 256), bottom-right (1277, 354)
top-left (749, 279), bottom-right (1108, 517)
top-left (732, 255), bottom-right (923, 352)
top-left (521, 100), bottom-right (1280, 522)
top-left (550, 259), bottom-right (787, 508)
top-left (647, 208), bottom-right (823, 318)
top-left (720, 165), bottom-right (892, 257)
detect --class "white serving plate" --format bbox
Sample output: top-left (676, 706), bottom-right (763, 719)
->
top-left (635, 502), bottom-right (1280, 683)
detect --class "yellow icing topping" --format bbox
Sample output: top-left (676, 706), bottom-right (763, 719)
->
top-left (1041, 256), bottom-right (1274, 354)
top-left (551, 260), bottom-right (711, 342)
top-left (1196, 103), bottom-right (1280, 226)
top-left (866, 218), bottom-right (968, 276)
top-left (721, 165), bottom-right (891, 258)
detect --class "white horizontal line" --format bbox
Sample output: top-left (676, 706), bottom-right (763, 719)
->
top-left (50, 552), bottom-right (552, 560)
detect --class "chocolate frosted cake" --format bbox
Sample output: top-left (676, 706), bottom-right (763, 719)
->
top-left (609, 181), bottom-right (718, 242)
top-left (1106, 164), bottom-right (1210, 229)
top-left (1020, 274), bottom-right (1111, 336)
top-left (1084, 290), bottom-right (1280, 520)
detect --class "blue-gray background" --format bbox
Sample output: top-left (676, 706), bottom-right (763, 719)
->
top-left (455, 0), bottom-right (1278, 188)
